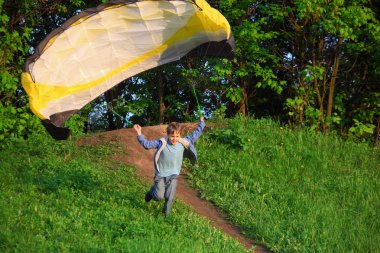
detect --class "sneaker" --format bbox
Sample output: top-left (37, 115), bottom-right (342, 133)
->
top-left (145, 191), bottom-right (152, 202)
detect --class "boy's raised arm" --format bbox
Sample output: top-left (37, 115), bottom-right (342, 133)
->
top-left (134, 124), bottom-right (160, 149)
top-left (186, 117), bottom-right (206, 143)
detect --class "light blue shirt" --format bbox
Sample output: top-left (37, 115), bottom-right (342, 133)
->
top-left (157, 142), bottom-right (184, 177)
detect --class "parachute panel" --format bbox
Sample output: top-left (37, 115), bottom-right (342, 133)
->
top-left (22, 0), bottom-right (235, 139)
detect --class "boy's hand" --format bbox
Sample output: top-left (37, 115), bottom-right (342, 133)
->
top-left (133, 124), bottom-right (142, 135)
top-left (200, 116), bottom-right (205, 122)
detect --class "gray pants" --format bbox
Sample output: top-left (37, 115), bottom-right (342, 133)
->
top-left (150, 175), bottom-right (178, 216)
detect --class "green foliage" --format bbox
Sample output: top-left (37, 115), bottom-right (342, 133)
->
top-left (215, 0), bottom-right (285, 113)
top-left (1, 0), bottom-right (379, 145)
top-left (208, 115), bottom-right (256, 150)
top-left (121, 97), bottom-right (153, 118)
top-left (254, 0), bottom-right (380, 141)
top-left (0, 1), bottom-right (38, 145)
top-left (192, 117), bottom-right (380, 252)
top-left (348, 119), bottom-right (376, 142)
top-left (300, 65), bottom-right (324, 83)
top-left (348, 92), bottom-right (380, 142)
top-left (254, 65), bottom-right (284, 94)
top-left (64, 113), bottom-right (87, 136)
top-left (226, 87), bottom-right (243, 104)
top-left (212, 105), bottom-right (228, 120)
top-left (0, 133), bottom-right (247, 252)
top-left (0, 103), bottom-right (44, 149)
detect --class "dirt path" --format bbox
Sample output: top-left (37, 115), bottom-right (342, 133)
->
top-left (78, 123), bottom-right (271, 253)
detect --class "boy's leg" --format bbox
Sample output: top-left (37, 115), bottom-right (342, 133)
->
top-left (148, 176), bottom-right (165, 201)
top-left (162, 175), bottom-right (178, 216)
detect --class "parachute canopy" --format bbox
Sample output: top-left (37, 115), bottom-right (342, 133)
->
top-left (22, 0), bottom-right (235, 140)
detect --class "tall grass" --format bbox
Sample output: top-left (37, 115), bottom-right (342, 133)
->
top-left (192, 117), bottom-right (380, 252)
top-left (0, 134), bottom-right (247, 253)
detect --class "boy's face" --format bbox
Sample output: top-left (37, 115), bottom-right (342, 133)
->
top-left (168, 131), bottom-right (181, 145)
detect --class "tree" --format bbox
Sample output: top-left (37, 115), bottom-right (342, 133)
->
top-left (2, 0), bottom-right (378, 144)
top-left (261, 0), bottom-right (380, 135)
top-left (215, 0), bottom-right (285, 117)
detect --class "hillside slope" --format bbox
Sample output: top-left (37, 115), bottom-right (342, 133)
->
top-left (77, 123), bottom-right (270, 253)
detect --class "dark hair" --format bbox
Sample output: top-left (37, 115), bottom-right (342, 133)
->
top-left (167, 122), bottom-right (181, 135)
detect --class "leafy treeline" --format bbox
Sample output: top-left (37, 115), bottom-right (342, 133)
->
top-left (215, 0), bottom-right (380, 140)
top-left (1, 0), bottom-right (379, 145)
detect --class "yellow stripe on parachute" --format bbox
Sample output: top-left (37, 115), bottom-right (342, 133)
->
top-left (22, 0), bottom-right (234, 139)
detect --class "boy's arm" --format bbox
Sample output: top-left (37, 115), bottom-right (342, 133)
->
top-left (186, 117), bottom-right (206, 144)
top-left (134, 124), bottom-right (160, 149)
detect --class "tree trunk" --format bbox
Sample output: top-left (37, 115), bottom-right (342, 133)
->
top-left (313, 38), bottom-right (324, 120)
top-left (238, 81), bottom-right (248, 116)
top-left (105, 89), bottom-right (118, 130)
top-left (157, 71), bottom-right (166, 124)
top-left (326, 38), bottom-right (343, 125)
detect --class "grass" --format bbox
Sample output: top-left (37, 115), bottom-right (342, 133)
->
top-left (191, 117), bottom-right (380, 253)
top-left (2, 118), bottom-right (379, 253)
top-left (0, 133), bottom-right (247, 253)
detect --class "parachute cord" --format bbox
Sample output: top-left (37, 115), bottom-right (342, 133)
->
top-left (191, 84), bottom-right (202, 117)
top-left (107, 104), bottom-right (133, 127)
top-left (187, 61), bottom-right (203, 117)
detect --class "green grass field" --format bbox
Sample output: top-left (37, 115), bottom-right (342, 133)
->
top-left (1, 118), bottom-right (379, 252)
top-left (191, 117), bottom-right (380, 252)
top-left (0, 134), bottom-right (246, 253)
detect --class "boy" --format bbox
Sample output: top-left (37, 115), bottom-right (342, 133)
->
top-left (133, 117), bottom-right (205, 216)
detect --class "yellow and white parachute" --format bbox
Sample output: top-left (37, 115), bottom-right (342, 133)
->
top-left (22, 0), bottom-right (235, 139)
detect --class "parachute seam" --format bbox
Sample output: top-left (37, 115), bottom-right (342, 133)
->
top-left (184, 0), bottom-right (202, 11)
